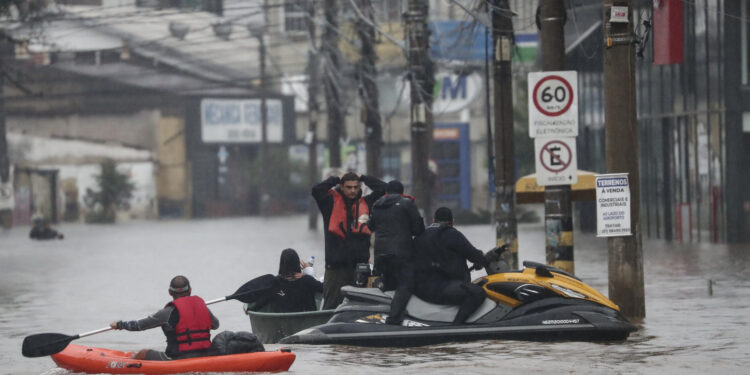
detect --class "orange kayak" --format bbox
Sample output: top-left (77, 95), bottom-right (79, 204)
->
top-left (51, 344), bottom-right (295, 374)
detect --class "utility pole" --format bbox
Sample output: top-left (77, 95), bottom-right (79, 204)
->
top-left (307, 1), bottom-right (320, 229)
top-left (491, 0), bottom-right (518, 269)
top-left (405, 0), bottom-right (435, 218)
top-left (0, 34), bottom-right (11, 229)
top-left (603, 0), bottom-right (645, 320)
top-left (250, 26), bottom-right (269, 216)
top-left (539, 0), bottom-right (574, 273)
top-left (323, 0), bottom-right (342, 168)
top-left (356, 0), bottom-right (382, 178)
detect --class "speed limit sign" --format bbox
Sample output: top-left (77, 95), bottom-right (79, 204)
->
top-left (528, 71), bottom-right (578, 138)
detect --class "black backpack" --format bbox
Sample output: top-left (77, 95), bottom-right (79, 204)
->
top-left (210, 331), bottom-right (265, 355)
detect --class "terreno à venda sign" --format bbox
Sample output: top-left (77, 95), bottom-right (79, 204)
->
top-left (595, 173), bottom-right (632, 237)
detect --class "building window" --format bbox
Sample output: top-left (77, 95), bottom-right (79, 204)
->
top-left (372, 0), bottom-right (401, 23)
top-left (283, 0), bottom-right (307, 34)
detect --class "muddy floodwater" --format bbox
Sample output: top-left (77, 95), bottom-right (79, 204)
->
top-left (1, 213), bottom-right (749, 374)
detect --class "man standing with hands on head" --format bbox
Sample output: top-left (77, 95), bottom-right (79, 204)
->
top-left (312, 171), bottom-right (386, 310)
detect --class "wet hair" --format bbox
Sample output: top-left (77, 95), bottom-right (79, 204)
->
top-left (169, 275), bottom-right (191, 295)
top-left (386, 180), bottom-right (404, 194)
top-left (340, 172), bottom-right (360, 183)
top-left (434, 207), bottom-right (453, 223)
top-left (278, 248), bottom-right (302, 277)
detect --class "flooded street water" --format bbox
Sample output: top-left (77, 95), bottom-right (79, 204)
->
top-left (1, 213), bottom-right (749, 374)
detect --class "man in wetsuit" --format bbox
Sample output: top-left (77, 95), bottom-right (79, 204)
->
top-left (370, 180), bottom-right (424, 325)
top-left (110, 275), bottom-right (219, 360)
top-left (413, 207), bottom-right (489, 324)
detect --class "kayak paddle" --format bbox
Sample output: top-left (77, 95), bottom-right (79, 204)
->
top-left (22, 327), bottom-right (113, 358)
top-left (22, 275), bottom-right (280, 358)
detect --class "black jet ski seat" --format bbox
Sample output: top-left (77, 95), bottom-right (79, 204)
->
top-left (340, 286), bottom-right (499, 323)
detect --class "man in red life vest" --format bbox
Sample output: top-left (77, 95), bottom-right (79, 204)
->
top-left (110, 275), bottom-right (219, 361)
top-left (312, 171), bottom-right (386, 309)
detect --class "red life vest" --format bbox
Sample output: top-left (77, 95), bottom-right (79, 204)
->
top-left (328, 189), bottom-right (372, 239)
top-left (169, 296), bottom-right (212, 353)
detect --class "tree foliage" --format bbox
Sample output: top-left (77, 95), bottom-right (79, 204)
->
top-left (84, 159), bottom-right (135, 223)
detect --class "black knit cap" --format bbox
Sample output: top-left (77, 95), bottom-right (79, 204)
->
top-left (434, 207), bottom-right (453, 223)
top-left (386, 180), bottom-right (404, 194)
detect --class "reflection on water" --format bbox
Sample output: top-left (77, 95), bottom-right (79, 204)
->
top-left (1, 215), bottom-right (748, 374)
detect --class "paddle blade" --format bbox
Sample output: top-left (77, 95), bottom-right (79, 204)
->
top-left (229, 274), bottom-right (280, 303)
top-left (22, 333), bottom-right (76, 357)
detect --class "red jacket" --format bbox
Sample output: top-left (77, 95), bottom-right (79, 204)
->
top-left (167, 296), bottom-right (212, 354)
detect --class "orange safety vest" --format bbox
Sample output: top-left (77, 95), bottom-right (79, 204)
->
top-left (328, 189), bottom-right (372, 239)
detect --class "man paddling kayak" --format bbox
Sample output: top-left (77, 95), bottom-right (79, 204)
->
top-left (110, 275), bottom-right (220, 361)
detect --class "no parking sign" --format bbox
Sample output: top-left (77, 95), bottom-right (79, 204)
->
top-left (534, 137), bottom-right (578, 186)
top-left (528, 71), bottom-right (578, 138)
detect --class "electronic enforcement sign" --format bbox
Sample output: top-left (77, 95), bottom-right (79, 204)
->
top-left (528, 71), bottom-right (579, 138)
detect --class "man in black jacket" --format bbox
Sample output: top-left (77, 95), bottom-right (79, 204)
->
top-left (413, 207), bottom-right (489, 324)
top-left (312, 171), bottom-right (386, 309)
top-left (370, 180), bottom-right (425, 325)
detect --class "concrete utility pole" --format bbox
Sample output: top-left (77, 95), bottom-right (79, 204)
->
top-left (307, 1), bottom-right (320, 230)
top-left (251, 26), bottom-right (269, 216)
top-left (323, 0), bottom-right (343, 168)
top-left (491, 0), bottom-right (518, 269)
top-left (405, 0), bottom-right (435, 218)
top-left (0, 34), bottom-right (12, 228)
top-left (539, 0), bottom-right (575, 273)
top-left (356, 0), bottom-right (382, 178)
top-left (603, 0), bottom-right (645, 320)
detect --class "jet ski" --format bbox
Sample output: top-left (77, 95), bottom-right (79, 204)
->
top-left (280, 250), bottom-right (636, 347)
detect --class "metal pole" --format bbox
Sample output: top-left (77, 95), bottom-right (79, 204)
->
top-left (491, 0), bottom-right (518, 269)
top-left (603, 0), bottom-right (645, 320)
top-left (406, 0), bottom-right (434, 218)
top-left (539, 0), bottom-right (574, 273)
top-left (307, 1), bottom-right (320, 230)
top-left (257, 31), bottom-right (269, 216)
top-left (0, 34), bottom-right (12, 228)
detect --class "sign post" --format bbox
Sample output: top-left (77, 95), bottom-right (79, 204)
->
top-left (595, 173), bottom-right (632, 237)
top-left (528, 69), bottom-right (579, 274)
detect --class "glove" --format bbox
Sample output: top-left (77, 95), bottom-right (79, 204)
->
top-left (471, 263), bottom-right (484, 271)
top-left (493, 244), bottom-right (509, 255)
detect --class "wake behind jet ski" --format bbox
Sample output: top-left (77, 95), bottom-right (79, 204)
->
top-left (280, 249), bottom-right (637, 347)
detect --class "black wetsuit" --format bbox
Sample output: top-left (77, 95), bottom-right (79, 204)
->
top-left (413, 223), bottom-right (489, 324)
top-left (370, 194), bottom-right (424, 324)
